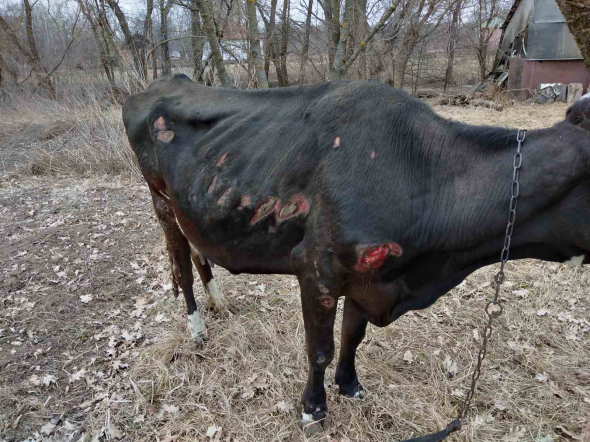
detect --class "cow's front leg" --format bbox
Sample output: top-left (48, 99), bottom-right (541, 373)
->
top-left (335, 297), bottom-right (367, 398)
top-left (297, 273), bottom-right (338, 431)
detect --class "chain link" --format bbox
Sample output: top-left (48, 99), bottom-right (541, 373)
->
top-left (456, 129), bottom-right (526, 421)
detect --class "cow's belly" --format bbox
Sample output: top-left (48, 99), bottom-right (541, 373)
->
top-left (171, 185), bottom-right (308, 274)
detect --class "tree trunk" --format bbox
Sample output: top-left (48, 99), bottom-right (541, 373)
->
top-left (246, 0), bottom-right (269, 87)
top-left (143, 0), bottom-right (154, 81)
top-left (278, 0), bottom-right (290, 86)
top-left (394, 24), bottom-right (419, 88)
top-left (298, 0), bottom-right (313, 83)
top-left (23, 0), bottom-right (55, 96)
top-left (0, 10), bottom-right (54, 96)
top-left (477, 42), bottom-right (487, 82)
top-left (77, 0), bottom-right (116, 86)
top-left (105, 0), bottom-right (144, 84)
top-left (332, 1), bottom-right (397, 79)
top-left (191, 1), bottom-right (205, 80)
top-left (331, 0), bottom-right (353, 78)
top-left (195, 0), bottom-right (231, 86)
top-left (556, 0), bottom-right (590, 69)
top-left (160, 0), bottom-right (172, 76)
top-left (263, 0), bottom-right (278, 79)
top-left (444, 0), bottom-right (461, 92)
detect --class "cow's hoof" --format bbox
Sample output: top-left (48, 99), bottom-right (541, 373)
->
top-left (187, 312), bottom-right (207, 346)
top-left (337, 378), bottom-right (366, 399)
top-left (301, 409), bottom-right (326, 435)
top-left (193, 335), bottom-right (205, 346)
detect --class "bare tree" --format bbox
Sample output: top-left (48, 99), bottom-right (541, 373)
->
top-left (332, 1), bottom-right (398, 79)
top-left (474, 0), bottom-right (499, 82)
top-left (394, 0), bottom-right (457, 87)
top-left (246, 0), bottom-right (268, 87)
top-left (444, 0), bottom-right (462, 91)
top-left (320, 0), bottom-right (340, 66)
top-left (194, 0), bottom-right (230, 85)
top-left (556, 0), bottom-right (590, 68)
top-left (144, 0), bottom-right (156, 80)
top-left (77, 0), bottom-right (116, 85)
top-left (159, 0), bottom-right (173, 76)
top-left (277, 0), bottom-right (290, 86)
top-left (191, 0), bottom-right (205, 80)
top-left (298, 0), bottom-right (313, 83)
top-left (260, 0), bottom-right (278, 79)
top-left (0, 10), bottom-right (55, 96)
top-left (105, 0), bottom-right (146, 88)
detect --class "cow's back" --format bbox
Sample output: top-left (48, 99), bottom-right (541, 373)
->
top-left (122, 76), bottom-right (426, 272)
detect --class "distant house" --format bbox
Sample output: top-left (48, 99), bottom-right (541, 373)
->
top-left (202, 21), bottom-right (250, 63)
top-left (482, 17), bottom-right (504, 47)
top-left (496, 0), bottom-right (589, 99)
top-left (170, 51), bottom-right (181, 59)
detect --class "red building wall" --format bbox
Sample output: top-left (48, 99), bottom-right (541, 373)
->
top-left (507, 57), bottom-right (590, 101)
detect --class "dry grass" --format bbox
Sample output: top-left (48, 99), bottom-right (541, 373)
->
top-left (0, 79), bottom-right (140, 181)
top-left (0, 85), bottom-right (587, 442)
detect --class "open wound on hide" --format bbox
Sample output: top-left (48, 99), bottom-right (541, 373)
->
top-left (355, 243), bottom-right (402, 272)
top-left (216, 151), bottom-right (229, 166)
top-left (207, 175), bottom-right (218, 193)
top-left (154, 117), bottom-right (174, 143)
top-left (217, 188), bottom-right (232, 205)
top-left (250, 197), bottom-right (278, 224)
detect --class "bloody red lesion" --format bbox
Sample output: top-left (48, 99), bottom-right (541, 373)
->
top-left (154, 116), bottom-right (166, 130)
top-left (355, 242), bottom-right (402, 272)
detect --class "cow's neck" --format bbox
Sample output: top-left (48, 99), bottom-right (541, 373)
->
top-left (417, 121), bottom-right (573, 263)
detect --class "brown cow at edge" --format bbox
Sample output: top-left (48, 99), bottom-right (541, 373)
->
top-left (122, 75), bottom-right (590, 430)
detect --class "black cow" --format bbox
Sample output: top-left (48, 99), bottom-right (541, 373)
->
top-left (122, 74), bottom-right (590, 429)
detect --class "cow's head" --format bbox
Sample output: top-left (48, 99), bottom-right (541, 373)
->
top-left (565, 92), bottom-right (590, 131)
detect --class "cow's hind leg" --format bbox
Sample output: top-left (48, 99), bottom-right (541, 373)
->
top-left (150, 189), bottom-right (206, 344)
top-left (190, 252), bottom-right (228, 313)
top-left (335, 297), bottom-right (367, 398)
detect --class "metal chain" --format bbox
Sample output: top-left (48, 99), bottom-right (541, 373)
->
top-left (458, 128), bottom-right (526, 419)
top-left (399, 130), bottom-right (526, 442)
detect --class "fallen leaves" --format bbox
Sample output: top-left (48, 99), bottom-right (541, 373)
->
top-left (30, 374), bottom-right (57, 387)
top-left (274, 400), bottom-right (293, 413)
top-left (80, 294), bottom-right (93, 303)
top-left (206, 425), bottom-right (221, 439)
top-left (403, 350), bottom-right (414, 364)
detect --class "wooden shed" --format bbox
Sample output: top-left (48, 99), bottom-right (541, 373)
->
top-left (495, 0), bottom-right (590, 100)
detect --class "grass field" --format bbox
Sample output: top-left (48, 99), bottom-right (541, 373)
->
top-left (0, 88), bottom-right (588, 442)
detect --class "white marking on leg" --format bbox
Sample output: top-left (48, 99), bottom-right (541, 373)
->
top-left (187, 311), bottom-right (206, 341)
top-left (301, 413), bottom-right (314, 425)
top-left (565, 255), bottom-right (585, 267)
top-left (197, 253), bottom-right (206, 266)
top-left (206, 279), bottom-right (227, 312)
top-left (175, 216), bottom-right (201, 256)
top-left (353, 390), bottom-right (366, 399)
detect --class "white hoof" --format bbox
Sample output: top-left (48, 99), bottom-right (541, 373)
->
top-left (353, 389), bottom-right (367, 399)
top-left (301, 413), bottom-right (323, 435)
top-left (187, 312), bottom-right (206, 344)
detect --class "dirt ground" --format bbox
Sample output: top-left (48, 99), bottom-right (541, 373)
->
top-left (1, 101), bottom-right (589, 442)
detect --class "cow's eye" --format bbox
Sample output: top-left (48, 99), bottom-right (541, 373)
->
top-left (572, 115), bottom-right (583, 125)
